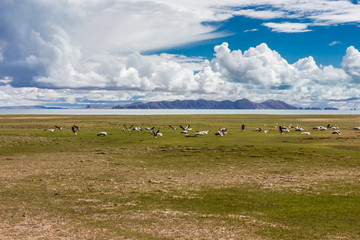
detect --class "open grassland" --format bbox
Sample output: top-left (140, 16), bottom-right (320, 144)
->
top-left (0, 114), bottom-right (360, 239)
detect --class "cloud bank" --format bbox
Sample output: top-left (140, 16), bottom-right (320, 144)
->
top-left (1, 42), bottom-right (360, 108)
top-left (1, 0), bottom-right (360, 108)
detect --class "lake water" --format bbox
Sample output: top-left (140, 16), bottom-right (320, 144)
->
top-left (0, 109), bottom-right (359, 115)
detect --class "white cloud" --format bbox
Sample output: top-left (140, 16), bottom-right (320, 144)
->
top-left (244, 29), bottom-right (259, 33)
top-left (1, 0), bottom-right (360, 108)
top-left (3, 41), bottom-right (360, 109)
top-left (329, 41), bottom-right (342, 46)
top-left (342, 46), bottom-right (360, 82)
top-left (262, 22), bottom-right (311, 33)
top-left (233, 9), bottom-right (287, 20)
top-left (210, 42), bottom-right (294, 86)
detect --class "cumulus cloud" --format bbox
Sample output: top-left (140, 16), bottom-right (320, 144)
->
top-left (210, 42), bottom-right (294, 86)
top-left (342, 46), bottom-right (360, 82)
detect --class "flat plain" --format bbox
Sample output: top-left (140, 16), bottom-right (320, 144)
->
top-left (0, 114), bottom-right (359, 239)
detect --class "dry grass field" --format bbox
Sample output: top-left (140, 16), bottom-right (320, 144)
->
top-left (0, 114), bottom-right (359, 239)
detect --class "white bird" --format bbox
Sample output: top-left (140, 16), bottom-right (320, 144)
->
top-left (194, 130), bottom-right (210, 136)
top-left (97, 131), bottom-right (107, 136)
top-left (215, 128), bottom-right (227, 136)
top-left (263, 129), bottom-right (271, 133)
top-left (253, 128), bottom-right (262, 132)
top-left (332, 130), bottom-right (341, 135)
top-left (301, 132), bottom-right (311, 135)
top-left (133, 127), bottom-right (142, 132)
top-left (295, 125), bottom-right (304, 131)
top-left (180, 125), bottom-right (192, 131)
top-left (313, 126), bottom-right (327, 130)
top-left (353, 127), bottom-right (360, 130)
top-left (145, 127), bottom-right (155, 132)
top-left (282, 126), bottom-right (290, 132)
top-left (151, 129), bottom-right (163, 139)
top-left (180, 125), bottom-right (192, 135)
top-left (46, 129), bottom-right (55, 132)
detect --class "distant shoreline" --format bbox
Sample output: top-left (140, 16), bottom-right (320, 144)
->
top-left (0, 109), bottom-right (357, 116)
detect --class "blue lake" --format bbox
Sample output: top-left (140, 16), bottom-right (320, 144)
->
top-left (0, 109), bottom-right (359, 115)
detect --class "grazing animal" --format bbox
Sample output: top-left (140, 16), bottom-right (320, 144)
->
top-left (241, 124), bottom-right (245, 131)
top-left (97, 131), bottom-right (107, 136)
top-left (279, 126), bottom-right (283, 134)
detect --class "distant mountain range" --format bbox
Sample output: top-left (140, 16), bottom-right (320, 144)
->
top-left (110, 99), bottom-right (298, 109)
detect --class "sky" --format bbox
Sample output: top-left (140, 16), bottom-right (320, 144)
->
top-left (1, 0), bottom-right (360, 109)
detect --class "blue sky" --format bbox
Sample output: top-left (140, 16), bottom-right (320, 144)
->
top-left (166, 18), bottom-right (360, 68)
top-left (1, 0), bottom-right (360, 109)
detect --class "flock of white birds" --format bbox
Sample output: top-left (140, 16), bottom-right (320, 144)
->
top-left (44, 123), bottom-right (360, 139)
